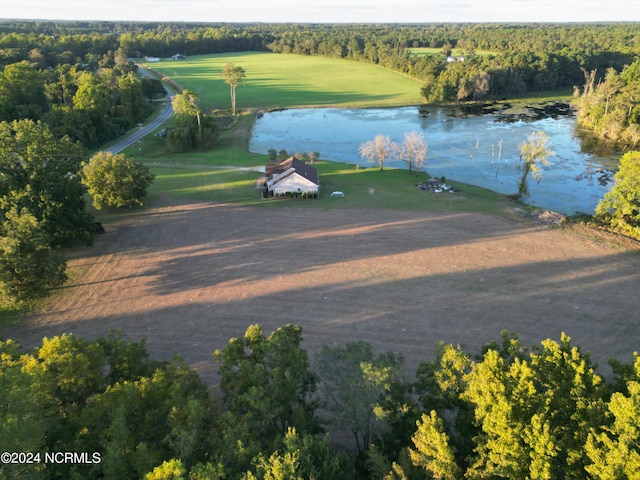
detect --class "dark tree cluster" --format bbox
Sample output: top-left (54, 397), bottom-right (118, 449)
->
top-left (0, 59), bottom-right (153, 149)
top-left (0, 120), bottom-right (94, 303)
top-left (3, 325), bottom-right (640, 479)
top-left (0, 25), bottom-right (154, 149)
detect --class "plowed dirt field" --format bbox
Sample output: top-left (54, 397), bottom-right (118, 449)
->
top-left (8, 197), bottom-right (640, 383)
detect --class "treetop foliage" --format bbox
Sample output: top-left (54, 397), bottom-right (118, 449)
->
top-left (4, 325), bottom-right (640, 479)
top-left (516, 130), bottom-right (554, 199)
top-left (595, 150), bottom-right (640, 237)
top-left (81, 151), bottom-right (155, 209)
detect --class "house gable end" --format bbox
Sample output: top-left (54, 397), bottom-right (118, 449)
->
top-left (266, 157), bottom-right (319, 187)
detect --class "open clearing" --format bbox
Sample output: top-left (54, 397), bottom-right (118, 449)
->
top-left (7, 196), bottom-right (640, 383)
top-left (148, 52), bottom-right (424, 110)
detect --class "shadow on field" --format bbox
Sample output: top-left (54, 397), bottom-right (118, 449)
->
top-left (9, 200), bottom-right (640, 384)
top-left (15, 249), bottom-right (640, 384)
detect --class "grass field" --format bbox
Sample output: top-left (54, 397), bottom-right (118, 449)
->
top-left (147, 52), bottom-right (424, 110)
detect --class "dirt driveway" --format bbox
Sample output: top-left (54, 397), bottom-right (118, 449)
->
top-left (7, 197), bottom-right (640, 383)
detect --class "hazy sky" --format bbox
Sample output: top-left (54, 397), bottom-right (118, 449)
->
top-left (4, 0), bottom-right (639, 23)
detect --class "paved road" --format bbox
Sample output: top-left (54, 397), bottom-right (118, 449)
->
top-left (106, 66), bottom-right (174, 154)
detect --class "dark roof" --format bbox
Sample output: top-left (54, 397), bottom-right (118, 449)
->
top-left (266, 157), bottom-right (319, 185)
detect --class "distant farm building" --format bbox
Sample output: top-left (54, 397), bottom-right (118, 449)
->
top-left (171, 53), bottom-right (187, 60)
top-left (265, 157), bottom-right (319, 197)
top-left (145, 56), bottom-right (161, 62)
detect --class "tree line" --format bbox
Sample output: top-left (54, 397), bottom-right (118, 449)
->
top-left (2, 21), bottom-right (639, 102)
top-left (2, 325), bottom-right (639, 479)
top-left (0, 54), bottom-right (165, 150)
top-left (1, 21), bottom-right (639, 150)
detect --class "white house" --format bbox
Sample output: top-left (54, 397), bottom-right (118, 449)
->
top-left (265, 157), bottom-right (319, 196)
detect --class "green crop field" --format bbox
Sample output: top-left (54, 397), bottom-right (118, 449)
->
top-left (147, 52), bottom-right (424, 110)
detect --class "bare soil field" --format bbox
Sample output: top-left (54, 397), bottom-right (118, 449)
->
top-left (6, 197), bottom-right (640, 383)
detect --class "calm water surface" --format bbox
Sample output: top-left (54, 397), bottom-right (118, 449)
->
top-left (249, 105), bottom-right (619, 215)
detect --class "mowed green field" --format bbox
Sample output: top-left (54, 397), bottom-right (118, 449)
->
top-left (148, 51), bottom-right (424, 110)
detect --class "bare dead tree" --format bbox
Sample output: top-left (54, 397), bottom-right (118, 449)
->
top-left (397, 130), bottom-right (428, 175)
top-left (359, 134), bottom-right (396, 171)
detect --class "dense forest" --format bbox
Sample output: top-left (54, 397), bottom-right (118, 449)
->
top-left (1, 21), bottom-right (639, 142)
top-left (2, 326), bottom-right (640, 479)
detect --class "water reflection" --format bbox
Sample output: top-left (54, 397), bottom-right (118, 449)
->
top-left (249, 105), bottom-right (619, 215)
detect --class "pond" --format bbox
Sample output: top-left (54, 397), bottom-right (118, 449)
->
top-left (249, 104), bottom-right (620, 215)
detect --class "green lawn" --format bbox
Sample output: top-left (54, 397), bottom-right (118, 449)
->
top-left (147, 52), bottom-right (424, 111)
top-left (147, 160), bottom-right (506, 216)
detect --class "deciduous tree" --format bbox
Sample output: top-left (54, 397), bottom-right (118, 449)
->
top-left (0, 207), bottom-right (67, 304)
top-left (172, 89), bottom-right (202, 135)
top-left (397, 131), bottom-right (428, 174)
top-left (0, 60), bottom-right (47, 121)
top-left (0, 339), bottom-right (48, 479)
top-left (0, 119), bottom-right (93, 246)
top-left (409, 410), bottom-right (461, 480)
top-left (144, 459), bottom-right (186, 480)
top-left (314, 341), bottom-right (405, 453)
top-left (214, 324), bottom-right (319, 452)
top-left (81, 151), bottom-right (155, 209)
top-left (461, 333), bottom-right (607, 479)
top-left (586, 354), bottom-right (640, 478)
top-left (595, 150), bottom-right (640, 237)
top-left (243, 427), bottom-right (347, 480)
top-left (169, 91), bottom-right (219, 152)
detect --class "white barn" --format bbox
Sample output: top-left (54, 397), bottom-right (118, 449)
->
top-left (265, 157), bottom-right (319, 196)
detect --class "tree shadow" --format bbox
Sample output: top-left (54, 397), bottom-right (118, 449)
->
top-left (9, 201), bottom-right (640, 385)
